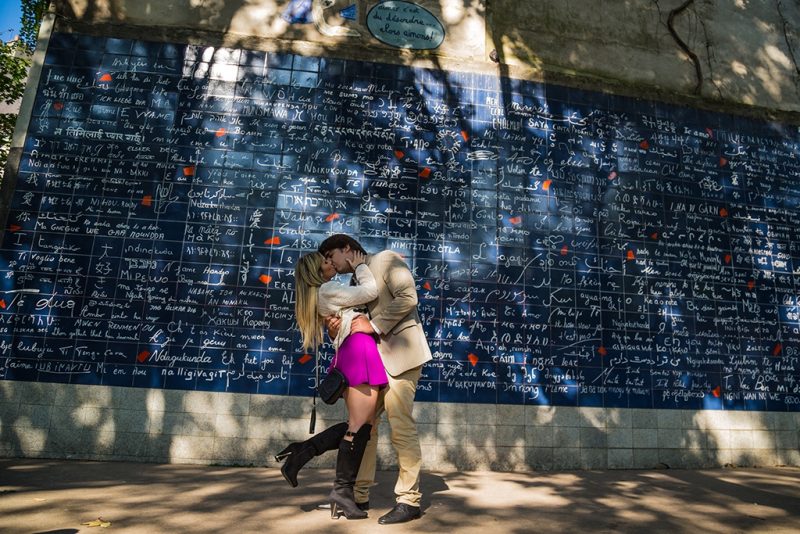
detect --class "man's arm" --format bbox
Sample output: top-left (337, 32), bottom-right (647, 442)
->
top-left (369, 252), bottom-right (418, 334)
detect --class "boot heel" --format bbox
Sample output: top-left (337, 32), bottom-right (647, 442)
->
top-left (274, 443), bottom-right (296, 462)
top-left (274, 423), bottom-right (349, 488)
top-left (330, 502), bottom-right (340, 519)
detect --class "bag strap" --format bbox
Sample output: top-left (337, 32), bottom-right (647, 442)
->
top-left (309, 347), bottom-right (318, 434)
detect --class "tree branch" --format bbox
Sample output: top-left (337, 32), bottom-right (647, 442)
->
top-left (667, 0), bottom-right (703, 95)
top-left (776, 0), bottom-right (800, 87)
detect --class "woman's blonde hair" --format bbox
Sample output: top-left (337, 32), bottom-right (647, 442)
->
top-left (294, 252), bottom-right (328, 350)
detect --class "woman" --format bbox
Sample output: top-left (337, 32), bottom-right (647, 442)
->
top-left (274, 251), bottom-right (387, 520)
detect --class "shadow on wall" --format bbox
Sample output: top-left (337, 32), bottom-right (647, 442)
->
top-left (52, 0), bottom-right (800, 113)
top-left (0, 381), bottom-right (341, 466)
top-left (432, 405), bottom-right (799, 471)
top-left (4, 380), bottom-right (796, 469)
top-left (486, 0), bottom-right (800, 113)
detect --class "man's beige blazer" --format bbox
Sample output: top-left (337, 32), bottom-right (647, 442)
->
top-left (365, 251), bottom-right (433, 377)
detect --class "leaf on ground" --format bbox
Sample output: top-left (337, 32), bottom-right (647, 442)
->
top-left (81, 518), bottom-right (112, 527)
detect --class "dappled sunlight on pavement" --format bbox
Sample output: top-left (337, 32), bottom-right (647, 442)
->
top-left (0, 460), bottom-right (798, 533)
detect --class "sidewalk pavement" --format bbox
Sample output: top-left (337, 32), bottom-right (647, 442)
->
top-left (1, 459), bottom-right (799, 534)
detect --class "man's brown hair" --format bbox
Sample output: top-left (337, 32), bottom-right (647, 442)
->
top-left (318, 234), bottom-right (368, 256)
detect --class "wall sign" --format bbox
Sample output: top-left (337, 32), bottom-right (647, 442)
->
top-left (367, 1), bottom-right (445, 50)
top-left (1, 32), bottom-right (799, 411)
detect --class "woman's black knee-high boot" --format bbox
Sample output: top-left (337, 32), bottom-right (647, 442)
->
top-left (275, 422), bottom-right (349, 488)
top-left (329, 424), bottom-right (372, 520)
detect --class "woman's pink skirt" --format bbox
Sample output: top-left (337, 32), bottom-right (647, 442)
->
top-left (331, 332), bottom-right (388, 387)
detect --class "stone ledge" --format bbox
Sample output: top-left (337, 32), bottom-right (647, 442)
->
top-left (1, 383), bottom-right (798, 470)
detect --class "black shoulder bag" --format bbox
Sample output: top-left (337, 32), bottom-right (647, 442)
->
top-left (318, 350), bottom-right (348, 405)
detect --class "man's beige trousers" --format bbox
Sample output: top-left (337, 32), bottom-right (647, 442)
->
top-left (354, 365), bottom-right (423, 506)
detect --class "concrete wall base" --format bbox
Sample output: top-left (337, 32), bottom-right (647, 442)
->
top-left (2, 382), bottom-right (797, 470)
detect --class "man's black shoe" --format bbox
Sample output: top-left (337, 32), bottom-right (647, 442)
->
top-left (378, 503), bottom-right (421, 524)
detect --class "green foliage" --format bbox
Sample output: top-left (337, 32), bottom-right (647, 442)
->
top-left (20, 0), bottom-right (49, 53)
top-left (1, 0), bottom-right (46, 181)
top-left (0, 40), bottom-right (31, 180)
top-left (0, 41), bottom-right (30, 105)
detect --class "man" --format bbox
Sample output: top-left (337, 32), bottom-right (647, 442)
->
top-left (318, 234), bottom-right (432, 524)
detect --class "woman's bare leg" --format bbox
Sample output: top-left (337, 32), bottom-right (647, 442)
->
top-left (343, 384), bottom-right (379, 439)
